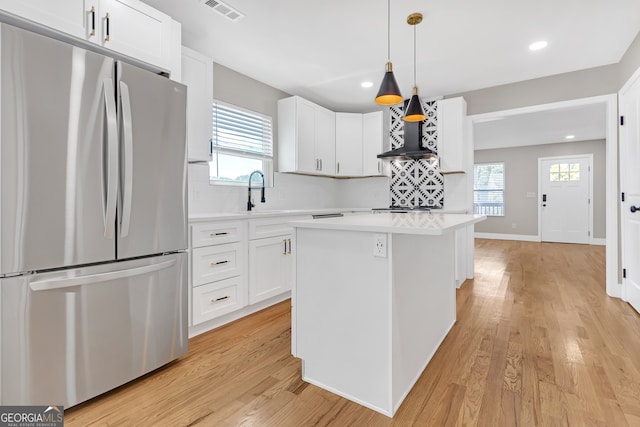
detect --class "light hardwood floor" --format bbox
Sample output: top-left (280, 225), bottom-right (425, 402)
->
top-left (65, 239), bottom-right (640, 426)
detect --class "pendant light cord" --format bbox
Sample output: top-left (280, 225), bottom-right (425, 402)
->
top-left (387, 0), bottom-right (391, 61)
top-left (413, 25), bottom-right (417, 87)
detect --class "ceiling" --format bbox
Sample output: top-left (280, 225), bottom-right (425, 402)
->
top-left (145, 0), bottom-right (639, 113)
top-left (473, 103), bottom-right (607, 150)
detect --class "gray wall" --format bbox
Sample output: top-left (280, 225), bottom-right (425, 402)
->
top-left (213, 63), bottom-right (290, 170)
top-left (449, 65), bottom-right (619, 115)
top-left (474, 140), bottom-right (606, 238)
top-left (620, 31), bottom-right (640, 87)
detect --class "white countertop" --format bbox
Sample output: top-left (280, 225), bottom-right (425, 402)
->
top-left (188, 208), bottom-right (469, 223)
top-left (289, 212), bottom-right (485, 235)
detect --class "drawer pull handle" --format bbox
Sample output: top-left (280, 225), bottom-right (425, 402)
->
top-left (211, 231), bottom-right (229, 237)
top-left (283, 239), bottom-right (287, 255)
top-left (211, 260), bottom-right (230, 266)
top-left (212, 295), bottom-right (230, 303)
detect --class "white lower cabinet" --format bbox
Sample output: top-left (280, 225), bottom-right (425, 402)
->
top-left (248, 235), bottom-right (293, 304)
top-left (192, 276), bottom-right (245, 324)
top-left (189, 215), bottom-right (308, 331)
top-left (190, 221), bottom-right (247, 325)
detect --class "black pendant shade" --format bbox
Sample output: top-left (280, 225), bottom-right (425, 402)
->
top-left (403, 13), bottom-right (426, 122)
top-left (375, 63), bottom-right (403, 106)
top-left (403, 89), bottom-right (426, 122)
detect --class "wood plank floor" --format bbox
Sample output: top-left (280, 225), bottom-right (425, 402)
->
top-left (65, 239), bottom-right (640, 426)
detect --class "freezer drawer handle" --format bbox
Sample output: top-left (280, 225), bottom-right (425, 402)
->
top-left (211, 260), bottom-right (230, 266)
top-left (212, 296), bottom-right (230, 303)
top-left (29, 259), bottom-right (176, 291)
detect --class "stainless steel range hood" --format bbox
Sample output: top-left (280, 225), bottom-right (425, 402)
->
top-left (377, 112), bottom-right (436, 161)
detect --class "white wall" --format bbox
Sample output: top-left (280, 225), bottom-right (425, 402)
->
top-left (189, 164), bottom-right (347, 214)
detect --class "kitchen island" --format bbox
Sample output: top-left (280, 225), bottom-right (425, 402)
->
top-left (290, 213), bottom-right (485, 417)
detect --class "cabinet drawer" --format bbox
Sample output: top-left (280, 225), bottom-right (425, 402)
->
top-left (192, 221), bottom-right (245, 247)
top-left (192, 242), bottom-right (243, 286)
top-left (249, 216), bottom-right (309, 240)
top-left (192, 276), bottom-right (245, 324)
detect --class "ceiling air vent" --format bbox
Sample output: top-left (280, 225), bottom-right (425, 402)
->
top-left (201, 0), bottom-right (245, 22)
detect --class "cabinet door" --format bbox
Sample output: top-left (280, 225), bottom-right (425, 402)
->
top-left (437, 97), bottom-right (467, 173)
top-left (249, 235), bottom-right (292, 304)
top-left (363, 111), bottom-right (384, 176)
top-left (296, 97), bottom-right (318, 174)
top-left (315, 105), bottom-right (336, 175)
top-left (335, 113), bottom-right (363, 176)
top-left (181, 47), bottom-right (213, 162)
top-left (99, 0), bottom-right (172, 71)
top-left (0, 0), bottom-right (95, 39)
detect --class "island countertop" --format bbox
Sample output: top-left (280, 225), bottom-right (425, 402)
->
top-left (289, 212), bottom-right (485, 235)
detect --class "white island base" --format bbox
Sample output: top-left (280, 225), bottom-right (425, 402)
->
top-left (291, 214), bottom-right (484, 417)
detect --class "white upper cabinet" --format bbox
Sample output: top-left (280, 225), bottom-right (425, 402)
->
top-left (335, 113), bottom-right (363, 176)
top-left (279, 96), bottom-right (385, 178)
top-left (437, 97), bottom-right (468, 173)
top-left (0, 0), bottom-right (92, 38)
top-left (181, 47), bottom-right (213, 162)
top-left (99, 0), bottom-right (172, 71)
top-left (362, 111), bottom-right (385, 176)
top-left (0, 0), bottom-right (174, 72)
top-left (278, 96), bottom-right (335, 176)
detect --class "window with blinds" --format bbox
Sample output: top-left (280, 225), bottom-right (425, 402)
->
top-left (209, 100), bottom-right (273, 185)
top-left (474, 163), bottom-right (505, 216)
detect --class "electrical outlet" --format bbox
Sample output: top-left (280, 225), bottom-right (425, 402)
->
top-left (373, 234), bottom-right (387, 258)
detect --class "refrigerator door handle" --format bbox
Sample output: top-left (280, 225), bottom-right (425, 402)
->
top-left (29, 259), bottom-right (176, 291)
top-left (103, 78), bottom-right (118, 239)
top-left (119, 81), bottom-right (134, 238)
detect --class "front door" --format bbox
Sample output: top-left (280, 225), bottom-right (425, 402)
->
top-left (540, 155), bottom-right (592, 244)
top-left (620, 72), bottom-right (640, 314)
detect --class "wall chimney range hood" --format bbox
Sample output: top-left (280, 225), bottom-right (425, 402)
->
top-left (377, 105), bottom-right (437, 161)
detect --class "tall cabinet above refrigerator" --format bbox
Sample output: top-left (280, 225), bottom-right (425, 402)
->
top-left (0, 22), bottom-right (188, 407)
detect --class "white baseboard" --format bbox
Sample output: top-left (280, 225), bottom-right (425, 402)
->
top-left (474, 232), bottom-right (540, 242)
top-left (475, 232), bottom-right (607, 246)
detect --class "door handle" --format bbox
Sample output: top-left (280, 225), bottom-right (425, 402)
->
top-left (119, 81), bottom-right (134, 238)
top-left (631, 206), bottom-right (640, 213)
top-left (103, 78), bottom-right (118, 239)
top-left (89, 6), bottom-right (96, 36)
top-left (104, 12), bottom-right (110, 42)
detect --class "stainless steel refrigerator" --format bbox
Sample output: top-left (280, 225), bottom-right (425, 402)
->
top-left (0, 23), bottom-right (188, 407)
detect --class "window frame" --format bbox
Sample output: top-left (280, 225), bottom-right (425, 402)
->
top-left (473, 162), bottom-right (505, 217)
top-left (209, 99), bottom-right (274, 187)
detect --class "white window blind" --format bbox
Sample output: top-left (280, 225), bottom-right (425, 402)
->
top-left (212, 100), bottom-right (273, 158)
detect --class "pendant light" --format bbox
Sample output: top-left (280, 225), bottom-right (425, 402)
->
top-left (403, 13), bottom-right (426, 122)
top-left (375, 0), bottom-right (402, 105)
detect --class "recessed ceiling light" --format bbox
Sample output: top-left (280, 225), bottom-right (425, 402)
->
top-left (565, 134), bottom-right (575, 139)
top-left (529, 40), bottom-right (548, 51)
top-left (361, 81), bottom-right (374, 88)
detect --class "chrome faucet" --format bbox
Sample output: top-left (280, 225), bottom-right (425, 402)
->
top-left (247, 170), bottom-right (266, 211)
